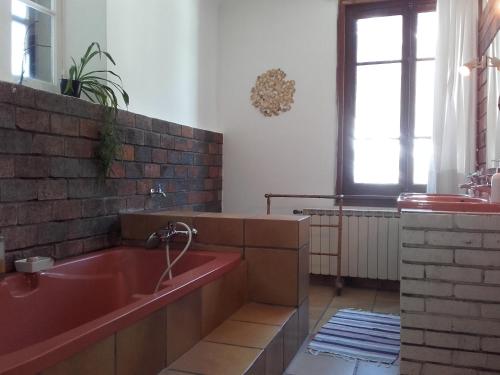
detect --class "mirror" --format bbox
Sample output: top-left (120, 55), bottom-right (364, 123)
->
top-left (486, 31), bottom-right (500, 168)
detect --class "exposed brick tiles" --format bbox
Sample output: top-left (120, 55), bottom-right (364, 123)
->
top-left (400, 212), bottom-right (500, 375)
top-left (0, 81), bottom-right (223, 271)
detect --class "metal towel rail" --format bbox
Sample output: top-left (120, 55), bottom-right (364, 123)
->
top-left (265, 194), bottom-right (345, 295)
top-left (264, 194), bottom-right (397, 296)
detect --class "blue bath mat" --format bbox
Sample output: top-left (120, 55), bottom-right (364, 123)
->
top-left (308, 309), bottom-right (400, 364)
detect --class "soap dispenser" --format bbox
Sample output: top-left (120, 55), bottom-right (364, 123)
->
top-left (491, 160), bottom-right (500, 203)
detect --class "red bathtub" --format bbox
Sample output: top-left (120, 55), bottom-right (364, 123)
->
top-left (0, 247), bottom-right (241, 375)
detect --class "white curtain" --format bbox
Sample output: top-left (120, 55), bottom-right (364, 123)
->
top-left (486, 37), bottom-right (500, 164)
top-left (427, 0), bottom-right (478, 194)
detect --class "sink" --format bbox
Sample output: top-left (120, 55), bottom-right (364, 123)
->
top-left (397, 193), bottom-right (500, 213)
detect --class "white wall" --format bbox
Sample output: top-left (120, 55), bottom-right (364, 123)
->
top-left (218, 0), bottom-right (338, 214)
top-left (106, 0), bottom-right (220, 131)
top-left (62, 0), bottom-right (107, 79)
top-left (0, 0), bottom-right (11, 82)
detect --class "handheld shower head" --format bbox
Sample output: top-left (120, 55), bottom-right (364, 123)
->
top-left (145, 232), bottom-right (161, 249)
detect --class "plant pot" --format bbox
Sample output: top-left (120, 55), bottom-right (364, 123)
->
top-left (60, 79), bottom-right (81, 98)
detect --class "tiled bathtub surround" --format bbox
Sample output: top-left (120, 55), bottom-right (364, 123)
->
top-left (400, 211), bottom-right (500, 375)
top-left (120, 211), bottom-right (311, 375)
top-left (35, 212), bottom-right (310, 374)
top-left (0, 81), bottom-right (222, 271)
top-left (121, 211), bottom-right (310, 308)
top-left (41, 262), bottom-right (247, 375)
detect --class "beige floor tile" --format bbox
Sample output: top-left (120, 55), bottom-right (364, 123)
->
top-left (309, 285), bottom-right (335, 298)
top-left (355, 361), bottom-right (399, 375)
top-left (372, 301), bottom-right (400, 315)
top-left (286, 351), bottom-right (356, 375)
top-left (230, 302), bottom-right (295, 326)
top-left (309, 318), bottom-right (319, 333)
top-left (375, 290), bottom-right (400, 302)
top-left (169, 341), bottom-right (262, 375)
top-left (203, 320), bottom-right (280, 349)
top-left (373, 290), bottom-right (400, 315)
top-left (309, 286), bottom-right (335, 308)
top-left (310, 305), bottom-right (328, 321)
top-left (329, 288), bottom-right (376, 310)
top-left (312, 307), bottom-right (338, 333)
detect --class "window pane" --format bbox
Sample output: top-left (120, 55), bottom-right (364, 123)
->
top-left (354, 139), bottom-right (400, 184)
top-left (13, 0), bottom-right (52, 12)
top-left (413, 138), bottom-right (432, 185)
top-left (30, 0), bottom-right (52, 9)
top-left (354, 63), bottom-right (401, 139)
top-left (357, 16), bottom-right (402, 63)
top-left (417, 12), bottom-right (437, 59)
top-left (414, 60), bottom-right (435, 137)
top-left (11, 21), bottom-right (27, 77)
top-left (11, 4), bottom-right (53, 82)
top-left (12, 0), bottom-right (27, 18)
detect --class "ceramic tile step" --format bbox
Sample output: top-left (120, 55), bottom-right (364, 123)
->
top-left (162, 302), bottom-right (307, 375)
top-left (161, 341), bottom-right (264, 375)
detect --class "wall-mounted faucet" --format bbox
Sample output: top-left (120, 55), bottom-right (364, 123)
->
top-left (145, 222), bottom-right (198, 292)
top-left (146, 222), bottom-right (198, 249)
top-left (459, 171), bottom-right (492, 198)
top-left (150, 184), bottom-right (167, 198)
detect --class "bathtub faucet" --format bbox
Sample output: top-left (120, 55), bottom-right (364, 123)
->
top-left (163, 222), bottom-right (198, 242)
top-left (150, 184), bottom-right (167, 198)
top-left (148, 222), bottom-right (197, 292)
top-left (146, 222), bottom-right (197, 249)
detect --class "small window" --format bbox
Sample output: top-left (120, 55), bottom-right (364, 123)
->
top-left (338, 0), bottom-right (437, 203)
top-left (11, 0), bottom-right (55, 83)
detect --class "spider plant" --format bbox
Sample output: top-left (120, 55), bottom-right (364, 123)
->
top-left (62, 42), bottom-right (129, 177)
top-left (62, 42), bottom-right (129, 107)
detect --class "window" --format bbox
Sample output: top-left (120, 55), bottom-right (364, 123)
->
top-left (11, 0), bottom-right (55, 84)
top-left (337, 0), bottom-right (437, 203)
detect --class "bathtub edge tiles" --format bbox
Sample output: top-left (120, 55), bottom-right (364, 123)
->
top-left (167, 341), bottom-right (263, 375)
top-left (193, 214), bottom-right (245, 247)
top-left (245, 247), bottom-right (299, 306)
top-left (120, 211), bottom-right (200, 241)
top-left (244, 215), bottom-right (310, 250)
top-left (40, 335), bottom-right (115, 375)
top-left (115, 307), bottom-right (167, 375)
top-left (201, 260), bottom-right (248, 336)
top-left (166, 288), bottom-right (202, 366)
top-left (203, 320), bottom-right (280, 349)
top-left (229, 302), bottom-right (295, 326)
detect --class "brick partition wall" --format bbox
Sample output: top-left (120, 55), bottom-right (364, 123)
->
top-left (0, 81), bottom-right (222, 272)
top-left (400, 211), bottom-right (500, 375)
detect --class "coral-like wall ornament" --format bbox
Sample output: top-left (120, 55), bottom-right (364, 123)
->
top-left (250, 69), bottom-right (296, 117)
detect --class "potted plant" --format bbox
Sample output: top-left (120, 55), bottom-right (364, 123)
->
top-left (62, 42), bottom-right (129, 177)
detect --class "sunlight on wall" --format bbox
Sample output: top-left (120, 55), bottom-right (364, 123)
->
top-left (218, 0), bottom-right (339, 214)
top-left (106, 0), bottom-right (219, 131)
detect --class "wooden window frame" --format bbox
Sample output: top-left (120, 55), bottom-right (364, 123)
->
top-left (336, 0), bottom-right (436, 206)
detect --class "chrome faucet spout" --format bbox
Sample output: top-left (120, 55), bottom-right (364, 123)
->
top-left (150, 185), bottom-right (167, 198)
top-left (459, 171), bottom-right (492, 198)
top-left (145, 222), bottom-right (197, 249)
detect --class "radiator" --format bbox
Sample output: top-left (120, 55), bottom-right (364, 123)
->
top-left (303, 209), bottom-right (400, 281)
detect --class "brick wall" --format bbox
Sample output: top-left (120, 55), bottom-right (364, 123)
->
top-left (400, 212), bottom-right (500, 375)
top-left (0, 81), bottom-right (223, 272)
top-left (476, 0), bottom-right (500, 169)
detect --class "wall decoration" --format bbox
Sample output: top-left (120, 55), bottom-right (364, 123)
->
top-left (250, 68), bottom-right (296, 117)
